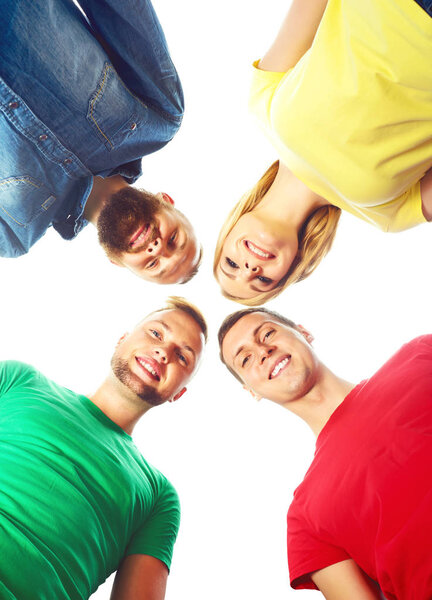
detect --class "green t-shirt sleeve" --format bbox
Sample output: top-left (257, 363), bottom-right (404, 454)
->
top-left (0, 361), bottom-right (37, 400)
top-left (126, 478), bottom-right (181, 571)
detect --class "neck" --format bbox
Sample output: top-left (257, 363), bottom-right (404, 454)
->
top-left (84, 175), bottom-right (130, 225)
top-left (284, 364), bottom-right (355, 437)
top-left (88, 374), bottom-right (155, 435)
top-left (256, 161), bottom-right (329, 233)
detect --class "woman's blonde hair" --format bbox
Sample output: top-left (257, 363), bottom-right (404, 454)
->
top-left (213, 161), bottom-right (341, 306)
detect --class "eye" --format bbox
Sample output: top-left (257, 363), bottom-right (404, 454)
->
top-left (177, 351), bottom-right (187, 365)
top-left (257, 276), bottom-right (273, 284)
top-left (226, 257), bottom-right (239, 269)
top-left (150, 329), bottom-right (162, 340)
top-left (241, 355), bottom-right (250, 368)
top-left (146, 258), bottom-right (159, 270)
top-left (168, 230), bottom-right (177, 247)
top-left (263, 329), bottom-right (275, 341)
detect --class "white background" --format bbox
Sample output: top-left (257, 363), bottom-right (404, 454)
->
top-left (1, 1), bottom-right (431, 598)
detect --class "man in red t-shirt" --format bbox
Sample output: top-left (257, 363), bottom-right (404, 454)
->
top-left (218, 307), bottom-right (432, 600)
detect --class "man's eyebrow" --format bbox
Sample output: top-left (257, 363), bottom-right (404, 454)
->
top-left (183, 345), bottom-right (196, 361)
top-left (153, 319), bottom-right (171, 331)
top-left (233, 323), bottom-right (266, 361)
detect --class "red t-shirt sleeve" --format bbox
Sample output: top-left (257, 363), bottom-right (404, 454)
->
top-left (288, 510), bottom-right (350, 590)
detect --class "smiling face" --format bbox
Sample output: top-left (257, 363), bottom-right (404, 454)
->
top-left (217, 212), bottom-right (298, 300)
top-left (98, 189), bottom-right (200, 284)
top-left (111, 308), bottom-right (205, 405)
top-left (221, 312), bottom-right (319, 406)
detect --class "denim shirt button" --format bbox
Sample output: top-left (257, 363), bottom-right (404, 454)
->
top-left (63, 158), bottom-right (72, 164)
top-left (39, 134), bottom-right (48, 141)
top-left (8, 101), bottom-right (19, 109)
top-left (130, 122), bottom-right (137, 130)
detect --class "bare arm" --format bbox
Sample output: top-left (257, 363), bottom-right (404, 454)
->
top-left (110, 555), bottom-right (169, 600)
top-left (259, 0), bottom-right (328, 72)
top-left (311, 559), bottom-right (382, 600)
top-left (420, 167), bottom-right (432, 221)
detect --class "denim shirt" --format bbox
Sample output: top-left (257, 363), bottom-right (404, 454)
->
top-left (0, 0), bottom-right (183, 258)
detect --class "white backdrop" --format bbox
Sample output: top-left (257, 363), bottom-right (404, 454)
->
top-left (1, 1), bottom-right (431, 598)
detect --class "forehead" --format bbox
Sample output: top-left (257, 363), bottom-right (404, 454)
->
top-left (222, 312), bottom-right (282, 363)
top-left (139, 309), bottom-right (204, 350)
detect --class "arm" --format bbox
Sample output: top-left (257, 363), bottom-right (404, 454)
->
top-left (110, 555), bottom-right (168, 600)
top-left (311, 559), bottom-right (382, 600)
top-left (259, 0), bottom-right (328, 72)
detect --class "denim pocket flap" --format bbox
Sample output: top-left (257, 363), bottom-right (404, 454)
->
top-left (87, 62), bottom-right (146, 151)
top-left (0, 176), bottom-right (56, 227)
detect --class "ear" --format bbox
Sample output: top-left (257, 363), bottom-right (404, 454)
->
top-left (170, 387), bottom-right (186, 402)
top-left (116, 333), bottom-right (129, 347)
top-left (296, 324), bottom-right (314, 344)
top-left (242, 385), bottom-right (262, 402)
top-left (160, 192), bottom-right (175, 206)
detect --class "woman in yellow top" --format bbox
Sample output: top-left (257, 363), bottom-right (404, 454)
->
top-left (214, 0), bottom-right (432, 306)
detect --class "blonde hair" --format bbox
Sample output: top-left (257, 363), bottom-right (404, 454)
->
top-left (213, 161), bottom-right (341, 306)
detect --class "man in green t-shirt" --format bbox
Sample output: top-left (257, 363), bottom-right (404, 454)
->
top-left (0, 296), bottom-right (207, 600)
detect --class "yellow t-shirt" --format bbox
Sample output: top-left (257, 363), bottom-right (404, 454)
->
top-left (249, 0), bottom-right (432, 231)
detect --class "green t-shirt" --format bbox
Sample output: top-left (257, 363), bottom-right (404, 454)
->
top-left (0, 361), bottom-right (180, 600)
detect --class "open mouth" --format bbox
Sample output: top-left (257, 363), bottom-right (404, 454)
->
top-left (135, 356), bottom-right (161, 381)
top-left (269, 355), bottom-right (291, 379)
top-left (244, 240), bottom-right (275, 260)
top-left (129, 224), bottom-right (151, 248)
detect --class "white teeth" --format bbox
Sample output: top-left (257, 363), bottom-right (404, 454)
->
top-left (271, 357), bottom-right (289, 378)
top-left (138, 359), bottom-right (157, 378)
top-left (247, 241), bottom-right (271, 258)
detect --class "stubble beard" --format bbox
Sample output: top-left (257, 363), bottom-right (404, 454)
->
top-left (97, 188), bottom-right (164, 257)
top-left (111, 356), bottom-right (166, 407)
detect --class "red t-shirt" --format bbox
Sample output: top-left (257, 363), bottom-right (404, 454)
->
top-left (288, 336), bottom-right (432, 600)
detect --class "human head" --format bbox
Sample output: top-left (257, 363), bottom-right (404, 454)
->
top-left (98, 188), bottom-right (202, 284)
top-left (111, 296), bottom-right (207, 406)
top-left (218, 307), bottom-right (319, 406)
top-left (214, 161), bottom-right (341, 305)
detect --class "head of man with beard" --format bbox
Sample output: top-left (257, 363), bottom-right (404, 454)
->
top-left (100, 297), bottom-right (207, 432)
top-left (94, 185), bottom-right (201, 284)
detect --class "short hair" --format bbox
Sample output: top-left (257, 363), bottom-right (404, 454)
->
top-left (213, 160), bottom-right (341, 306)
top-left (152, 296), bottom-right (208, 342)
top-left (180, 245), bottom-right (203, 284)
top-left (218, 307), bottom-right (296, 383)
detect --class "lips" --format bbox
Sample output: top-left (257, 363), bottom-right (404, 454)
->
top-left (135, 356), bottom-right (161, 381)
top-left (244, 240), bottom-right (275, 260)
top-left (129, 224), bottom-right (151, 248)
top-left (269, 355), bottom-right (291, 379)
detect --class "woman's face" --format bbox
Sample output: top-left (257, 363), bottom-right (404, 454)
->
top-left (217, 212), bottom-right (298, 299)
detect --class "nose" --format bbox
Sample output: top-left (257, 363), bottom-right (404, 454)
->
top-left (240, 261), bottom-right (262, 281)
top-left (146, 237), bottom-right (163, 256)
top-left (154, 343), bottom-right (174, 364)
top-left (258, 346), bottom-right (273, 364)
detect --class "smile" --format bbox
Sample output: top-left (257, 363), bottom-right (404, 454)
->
top-left (135, 356), bottom-right (161, 381)
top-left (269, 355), bottom-right (291, 379)
top-left (130, 224), bottom-right (151, 248)
top-left (244, 240), bottom-right (275, 260)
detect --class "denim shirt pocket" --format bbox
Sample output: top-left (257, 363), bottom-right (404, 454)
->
top-left (0, 176), bottom-right (56, 227)
top-left (87, 62), bottom-right (145, 152)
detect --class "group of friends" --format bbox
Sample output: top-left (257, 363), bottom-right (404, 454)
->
top-left (1, 0), bottom-right (432, 598)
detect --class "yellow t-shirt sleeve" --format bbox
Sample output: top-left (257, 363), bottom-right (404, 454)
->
top-left (249, 60), bottom-right (290, 130)
top-left (387, 180), bottom-right (426, 232)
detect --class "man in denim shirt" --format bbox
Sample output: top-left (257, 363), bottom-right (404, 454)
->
top-left (0, 0), bottom-right (201, 284)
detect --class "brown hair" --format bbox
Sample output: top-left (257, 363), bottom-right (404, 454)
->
top-left (153, 296), bottom-right (208, 342)
top-left (213, 161), bottom-right (341, 306)
top-left (218, 307), bottom-right (296, 383)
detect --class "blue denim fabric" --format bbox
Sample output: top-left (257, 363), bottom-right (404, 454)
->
top-left (413, 0), bottom-right (432, 16)
top-left (0, 0), bottom-right (183, 257)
